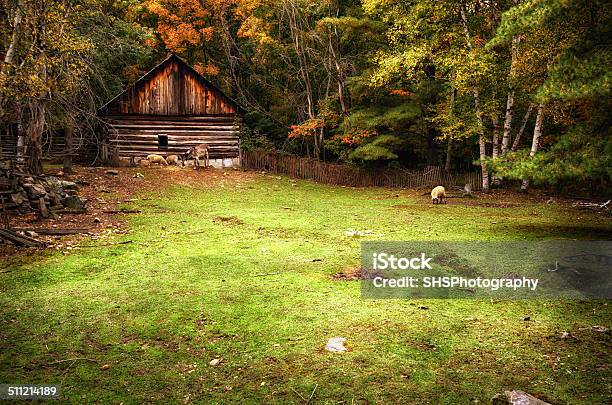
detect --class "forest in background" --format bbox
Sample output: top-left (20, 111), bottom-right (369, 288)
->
top-left (0, 0), bottom-right (609, 192)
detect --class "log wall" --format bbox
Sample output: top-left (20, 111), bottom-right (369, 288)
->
top-left (105, 115), bottom-right (239, 159)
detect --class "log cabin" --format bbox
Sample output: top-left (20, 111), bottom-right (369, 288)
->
top-left (99, 54), bottom-right (242, 167)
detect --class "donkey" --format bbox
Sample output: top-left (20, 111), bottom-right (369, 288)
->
top-left (183, 144), bottom-right (210, 169)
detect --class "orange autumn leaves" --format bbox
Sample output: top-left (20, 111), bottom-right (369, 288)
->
top-left (145, 0), bottom-right (214, 53)
top-left (143, 0), bottom-right (275, 76)
top-left (288, 119), bottom-right (323, 139)
top-left (193, 63), bottom-right (220, 76)
top-left (335, 129), bottom-right (377, 145)
top-left (145, 0), bottom-right (275, 50)
top-left (289, 119), bottom-right (376, 146)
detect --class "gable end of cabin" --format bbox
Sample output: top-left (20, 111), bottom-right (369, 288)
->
top-left (99, 55), bottom-right (241, 167)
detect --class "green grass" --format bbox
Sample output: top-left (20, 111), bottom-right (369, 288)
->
top-left (1, 171), bottom-right (611, 404)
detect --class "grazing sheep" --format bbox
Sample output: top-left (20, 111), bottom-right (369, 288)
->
top-left (138, 159), bottom-right (151, 167)
top-left (431, 185), bottom-right (446, 204)
top-left (147, 154), bottom-right (168, 166)
top-left (166, 155), bottom-right (181, 166)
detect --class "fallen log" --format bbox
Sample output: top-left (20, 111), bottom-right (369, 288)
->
top-left (0, 229), bottom-right (44, 248)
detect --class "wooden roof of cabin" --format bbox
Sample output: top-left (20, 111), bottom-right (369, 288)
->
top-left (100, 54), bottom-right (242, 116)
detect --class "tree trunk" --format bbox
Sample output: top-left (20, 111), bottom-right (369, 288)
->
top-left (445, 82), bottom-right (456, 171)
top-left (0, 1), bottom-right (24, 117)
top-left (313, 126), bottom-right (320, 158)
top-left (427, 127), bottom-right (438, 166)
top-left (501, 35), bottom-right (520, 155)
top-left (218, 9), bottom-right (244, 101)
top-left (2, 2), bottom-right (24, 70)
top-left (460, 3), bottom-right (489, 192)
top-left (520, 103), bottom-right (544, 192)
top-left (475, 100), bottom-right (490, 193)
top-left (27, 100), bottom-right (46, 175)
top-left (63, 125), bottom-right (74, 174)
top-left (445, 140), bottom-right (452, 171)
top-left (492, 115), bottom-right (500, 159)
top-left (511, 104), bottom-right (534, 152)
top-left (328, 27), bottom-right (348, 115)
top-left (491, 115), bottom-right (501, 186)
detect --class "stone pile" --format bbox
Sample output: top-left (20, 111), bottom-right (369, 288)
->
top-left (0, 163), bottom-right (86, 218)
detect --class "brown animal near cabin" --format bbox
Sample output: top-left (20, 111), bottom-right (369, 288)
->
top-left (114, 157), bottom-right (132, 167)
top-left (147, 154), bottom-right (168, 166)
top-left (138, 159), bottom-right (151, 167)
top-left (184, 144), bottom-right (209, 169)
top-left (166, 155), bottom-right (181, 166)
top-left (431, 186), bottom-right (446, 204)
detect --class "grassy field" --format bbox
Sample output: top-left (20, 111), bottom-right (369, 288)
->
top-left (1, 168), bottom-right (611, 404)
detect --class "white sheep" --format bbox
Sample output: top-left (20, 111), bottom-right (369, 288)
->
top-left (166, 155), bottom-right (181, 166)
top-left (431, 185), bottom-right (446, 204)
top-left (147, 154), bottom-right (168, 166)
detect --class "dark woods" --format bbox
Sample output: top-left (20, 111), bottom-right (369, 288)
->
top-left (0, 0), bottom-right (609, 193)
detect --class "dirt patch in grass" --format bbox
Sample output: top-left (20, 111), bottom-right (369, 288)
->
top-left (256, 226), bottom-right (294, 238)
top-left (86, 339), bottom-right (109, 353)
top-left (331, 267), bottom-right (362, 281)
top-left (416, 342), bottom-right (438, 352)
top-left (369, 194), bottom-right (402, 200)
top-left (120, 334), bottom-right (181, 352)
top-left (212, 216), bottom-right (244, 226)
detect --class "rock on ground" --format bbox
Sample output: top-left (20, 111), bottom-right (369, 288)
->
top-left (492, 390), bottom-right (551, 405)
top-left (325, 337), bottom-right (347, 353)
top-left (62, 195), bottom-right (86, 211)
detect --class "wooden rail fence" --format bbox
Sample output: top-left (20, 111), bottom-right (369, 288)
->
top-left (241, 150), bottom-right (482, 190)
